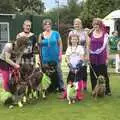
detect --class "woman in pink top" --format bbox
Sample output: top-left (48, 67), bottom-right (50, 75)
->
top-left (89, 18), bottom-right (111, 96)
top-left (0, 37), bottom-right (28, 91)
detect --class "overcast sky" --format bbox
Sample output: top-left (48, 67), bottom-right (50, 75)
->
top-left (43, 0), bottom-right (82, 11)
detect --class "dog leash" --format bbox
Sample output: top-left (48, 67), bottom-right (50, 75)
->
top-left (89, 63), bottom-right (98, 79)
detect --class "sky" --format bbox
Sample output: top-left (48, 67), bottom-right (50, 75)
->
top-left (43, 0), bottom-right (68, 11)
top-left (43, 0), bottom-right (83, 11)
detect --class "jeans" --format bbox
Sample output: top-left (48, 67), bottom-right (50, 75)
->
top-left (57, 63), bottom-right (64, 90)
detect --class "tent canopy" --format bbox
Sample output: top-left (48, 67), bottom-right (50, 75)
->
top-left (104, 10), bottom-right (120, 20)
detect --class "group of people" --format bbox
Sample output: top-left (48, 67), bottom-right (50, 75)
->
top-left (65, 17), bottom-right (111, 96)
top-left (0, 17), bottom-right (112, 103)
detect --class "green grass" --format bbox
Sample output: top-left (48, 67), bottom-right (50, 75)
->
top-left (0, 56), bottom-right (120, 120)
top-left (0, 75), bottom-right (120, 120)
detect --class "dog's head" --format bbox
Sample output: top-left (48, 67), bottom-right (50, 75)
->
top-left (20, 64), bottom-right (33, 79)
top-left (98, 75), bottom-right (105, 84)
top-left (16, 82), bottom-right (27, 96)
top-left (28, 68), bottom-right (43, 89)
top-left (42, 61), bottom-right (57, 76)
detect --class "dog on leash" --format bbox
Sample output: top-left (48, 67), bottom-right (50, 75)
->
top-left (66, 81), bottom-right (77, 104)
top-left (1, 69), bottom-right (28, 108)
top-left (42, 62), bottom-right (57, 93)
top-left (21, 64), bottom-right (51, 100)
top-left (25, 67), bottom-right (43, 99)
top-left (92, 75), bottom-right (105, 100)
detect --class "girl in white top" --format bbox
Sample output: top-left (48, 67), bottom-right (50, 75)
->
top-left (68, 18), bottom-right (89, 90)
top-left (65, 34), bottom-right (85, 101)
top-left (66, 34), bottom-right (85, 83)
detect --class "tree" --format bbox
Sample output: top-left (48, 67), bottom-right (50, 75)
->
top-left (15, 0), bottom-right (45, 15)
top-left (41, 0), bottom-right (120, 50)
top-left (80, 0), bottom-right (120, 27)
top-left (0, 0), bottom-right (45, 15)
top-left (0, 0), bottom-right (16, 13)
top-left (42, 0), bottom-right (83, 51)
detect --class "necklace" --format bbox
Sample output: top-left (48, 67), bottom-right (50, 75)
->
top-left (71, 45), bottom-right (78, 53)
top-left (43, 31), bottom-right (52, 47)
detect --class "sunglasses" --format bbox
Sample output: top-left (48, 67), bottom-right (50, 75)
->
top-left (44, 23), bottom-right (51, 26)
top-left (92, 22), bottom-right (100, 26)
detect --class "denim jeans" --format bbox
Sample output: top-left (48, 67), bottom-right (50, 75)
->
top-left (56, 63), bottom-right (64, 90)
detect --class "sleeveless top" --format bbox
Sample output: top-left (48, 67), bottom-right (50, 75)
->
top-left (90, 33), bottom-right (107, 65)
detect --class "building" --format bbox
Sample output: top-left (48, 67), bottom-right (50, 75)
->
top-left (0, 14), bottom-right (43, 52)
top-left (103, 10), bottom-right (120, 36)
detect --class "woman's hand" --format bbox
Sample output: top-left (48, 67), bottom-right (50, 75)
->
top-left (106, 59), bottom-right (109, 65)
top-left (59, 50), bottom-right (62, 62)
top-left (59, 55), bottom-right (62, 62)
top-left (14, 64), bottom-right (20, 69)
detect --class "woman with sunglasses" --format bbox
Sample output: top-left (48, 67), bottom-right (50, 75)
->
top-left (38, 19), bottom-right (64, 92)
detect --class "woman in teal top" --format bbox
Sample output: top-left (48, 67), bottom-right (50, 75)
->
top-left (40, 30), bottom-right (61, 64)
top-left (38, 19), bottom-right (64, 92)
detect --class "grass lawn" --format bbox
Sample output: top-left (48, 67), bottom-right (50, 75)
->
top-left (0, 56), bottom-right (120, 120)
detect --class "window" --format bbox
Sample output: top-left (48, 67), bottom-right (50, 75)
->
top-left (0, 22), bottom-right (9, 52)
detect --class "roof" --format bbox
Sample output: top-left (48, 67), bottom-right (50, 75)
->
top-left (104, 10), bottom-right (120, 20)
top-left (0, 14), bottom-right (16, 16)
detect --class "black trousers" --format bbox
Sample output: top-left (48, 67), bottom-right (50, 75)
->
top-left (90, 64), bottom-right (111, 93)
top-left (82, 66), bottom-right (87, 82)
top-left (67, 66), bottom-right (84, 83)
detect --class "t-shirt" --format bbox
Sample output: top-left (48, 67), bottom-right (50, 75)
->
top-left (17, 32), bottom-right (36, 56)
top-left (66, 45), bottom-right (84, 68)
top-left (0, 43), bottom-right (15, 66)
top-left (40, 31), bottom-right (61, 64)
top-left (16, 32), bottom-right (36, 65)
top-left (109, 36), bottom-right (120, 51)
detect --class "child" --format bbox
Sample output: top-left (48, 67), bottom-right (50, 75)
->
top-left (64, 34), bottom-right (85, 103)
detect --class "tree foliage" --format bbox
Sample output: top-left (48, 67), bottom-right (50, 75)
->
top-left (0, 0), bottom-right (16, 13)
top-left (80, 0), bottom-right (120, 27)
top-left (15, 0), bottom-right (45, 15)
top-left (43, 0), bottom-right (120, 50)
top-left (0, 0), bottom-right (45, 15)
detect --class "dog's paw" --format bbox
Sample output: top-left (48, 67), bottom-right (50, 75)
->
top-left (29, 94), bottom-right (33, 99)
top-left (68, 101), bottom-right (71, 104)
top-left (72, 100), bottom-right (75, 104)
top-left (9, 105), bottom-right (14, 109)
top-left (18, 101), bottom-right (23, 108)
top-left (23, 96), bottom-right (27, 103)
top-left (42, 94), bottom-right (46, 99)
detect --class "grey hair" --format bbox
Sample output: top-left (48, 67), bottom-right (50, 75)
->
top-left (42, 19), bottom-right (52, 26)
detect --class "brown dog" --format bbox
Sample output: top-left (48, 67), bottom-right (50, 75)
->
top-left (92, 75), bottom-right (105, 100)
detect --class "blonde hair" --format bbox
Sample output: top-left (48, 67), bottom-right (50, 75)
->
top-left (73, 18), bottom-right (82, 29)
top-left (92, 18), bottom-right (106, 33)
top-left (74, 18), bottom-right (82, 24)
top-left (92, 18), bottom-right (103, 26)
